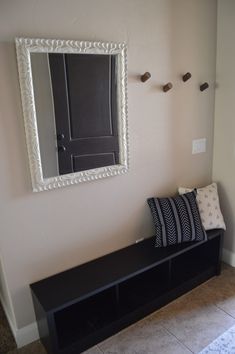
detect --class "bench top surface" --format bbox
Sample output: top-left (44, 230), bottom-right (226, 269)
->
top-left (31, 229), bottom-right (222, 313)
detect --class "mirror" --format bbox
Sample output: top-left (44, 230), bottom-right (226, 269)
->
top-left (15, 38), bottom-right (129, 192)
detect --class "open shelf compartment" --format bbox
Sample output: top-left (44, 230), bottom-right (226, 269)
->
top-left (119, 261), bottom-right (169, 313)
top-left (54, 286), bottom-right (117, 350)
top-left (171, 235), bottom-right (220, 288)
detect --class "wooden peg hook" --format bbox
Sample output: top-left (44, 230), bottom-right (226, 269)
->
top-left (200, 82), bottom-right (209, 91)
top-left (141, 72), bottom-right (151, 82)
top-left (163, 82), bottom-right (173, 92)
top-left (182, 72), bottom-right (192, 82)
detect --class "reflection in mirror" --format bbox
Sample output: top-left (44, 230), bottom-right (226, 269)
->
top-left (31, 53), bottom-right (59, 178)
top-left (15, 38), bottom-right (128, 192)
top-left (31, 53), bottom-right (119, 178)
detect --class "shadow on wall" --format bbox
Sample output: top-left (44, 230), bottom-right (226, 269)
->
top-left (0, 43), bottom-right (31, 199)
top-left (218, 183), bottom-right (235, 252)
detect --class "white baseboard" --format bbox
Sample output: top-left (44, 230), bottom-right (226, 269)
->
top-left (222, 248), bottom-right (235, 267)
top-left (0, 292), bottom-right (39, 348)
top-left (14, 321), bottom-right (39, 348)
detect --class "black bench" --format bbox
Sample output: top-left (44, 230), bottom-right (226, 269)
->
top-left (31, 229), bottom-right (223, 354)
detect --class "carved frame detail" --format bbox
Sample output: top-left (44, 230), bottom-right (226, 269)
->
top-left (15, 37), bottom-right (129, 192)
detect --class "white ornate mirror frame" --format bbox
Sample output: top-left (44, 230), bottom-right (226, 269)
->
top-left (15, 38), bottom-right (129, 192)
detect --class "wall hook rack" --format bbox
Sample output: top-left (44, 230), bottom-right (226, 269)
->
top-left (200, 82), bottom-right (209, 91)
top-left (182, 72), bottom-right (192, 82)
top-left (140, 72), bottom-right (151, 82)
top-left (163, 82), bottom-right (173, 92)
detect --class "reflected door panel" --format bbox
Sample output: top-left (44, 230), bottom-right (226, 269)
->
top-left (49, 53), bottom-right (119, 175)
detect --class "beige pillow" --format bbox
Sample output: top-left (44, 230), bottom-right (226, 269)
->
top-left (178, 183), bottom-right (226, 231)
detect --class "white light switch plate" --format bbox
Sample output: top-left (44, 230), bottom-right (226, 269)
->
top-left (192, 138), bottom-right (206, 154)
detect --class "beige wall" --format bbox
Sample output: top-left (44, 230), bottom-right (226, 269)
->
top-left (213, 0), bottom-right (235, 257)
top-left (0, 0), bottom-right (217, 338)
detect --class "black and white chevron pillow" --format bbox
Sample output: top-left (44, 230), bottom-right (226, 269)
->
top-left (147, 191), bottom-right (207, 247)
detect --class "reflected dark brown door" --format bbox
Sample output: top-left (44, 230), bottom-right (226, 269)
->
top-left (48, 53), bottom-right (119, 175)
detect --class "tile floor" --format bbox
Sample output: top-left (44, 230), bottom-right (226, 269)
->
top-left (2, 264), bottom-right (235, 354)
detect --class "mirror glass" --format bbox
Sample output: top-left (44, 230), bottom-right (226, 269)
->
top-left (15, 38), bottom-right (128, 192)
